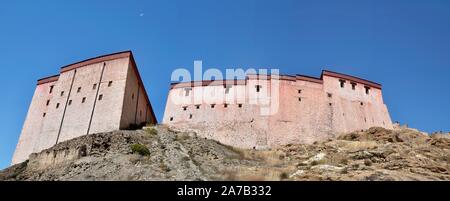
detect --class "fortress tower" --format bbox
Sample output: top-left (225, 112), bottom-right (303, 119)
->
top-left (163, 70), bottom-right (393, 149)
top-left (12, 51), bottom-right (157, 165)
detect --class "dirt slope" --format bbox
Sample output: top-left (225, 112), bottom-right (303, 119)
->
top-left (1, 126), bottom-right (449, 181)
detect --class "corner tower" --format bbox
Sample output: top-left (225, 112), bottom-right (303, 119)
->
top-left (12, 51), bottom-right (157, 165)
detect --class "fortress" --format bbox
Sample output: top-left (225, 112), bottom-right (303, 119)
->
top-left (163, 71), bottom-right (393, 149)
top-left (12, 51), bottom-right (157, 165)
top-left (12, 51), bottom-right (393, 165)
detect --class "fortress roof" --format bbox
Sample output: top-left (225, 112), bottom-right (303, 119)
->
top-left (170, 70), bottom-right (382, 89)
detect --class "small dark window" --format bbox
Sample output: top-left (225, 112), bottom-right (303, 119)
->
top-left (132, 93), bottom-right (135, 100)
top-left (339, 79), bottom-right (346, 88)
top-left (211, 104), bottom-right (215, 108)
top-left (98, 94), bottom-right (103, 101)
top-left (329, 103), bottom-right (332, 106)
top-left (195, 105), bottom-right (200, 109)
top-left (184, 88), bottom-right (192, 96)
top-left (82, 97), bottom-right (86, 103)
top-left (327, 93), bottom-right (333, 98)
top-left (68, 100), bottom-right (72, 105)
top-left (189, 114), bottom-right (193, 119)
top-left (56, 103), bottom-right (60, 108)
top-left (46, 100), bottom-right (50, 106)
top-left (225, 86), bottom-right (231, 94)
top-left (49, 85), bottom-right (54, 94)
top-left (365, 86), bottom-right (370, 95)
top-left (108, 81), bottom-right (113, 87)
top-left (351, 82), bottom-right (357, 90)
top-left (238, 104), bottom-right (243, 108)
top-left (360, 102), bottom-right (364, 106)
top-left (183, 106), bottom-right (188, 111)
top-left (255, 85), bottom-right (262, 92)
top-left (77, 87), bottom-right (81, 93)
top-left (60, 91), bottom-right (64, 96)
top-left (298, 97), bottom-right (302, 102)
top-left (170, 117), bottom-right (174, 121)
top-left (93, 84), bottom-right (97, 90)
top-left (224, 104), bottom-right (228, 108)
top-left (298, 89), bottom-right (302, 94)
top-left (43, 113), bottom-right (46, 117)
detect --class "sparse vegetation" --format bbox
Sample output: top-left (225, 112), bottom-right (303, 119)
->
top-left (130, 144), bottom-right (150, 156)
top-left (1, 126), bottom-right (449, 181)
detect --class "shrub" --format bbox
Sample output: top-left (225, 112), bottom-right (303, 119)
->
top-left (130, 144), bottom-right (150, 156)
top-left (145, 128), bottom-right (158, 136)
top-left (364, 159), bottom-right (372, 166)
top-left (279, 172), bottom-right (289, 180)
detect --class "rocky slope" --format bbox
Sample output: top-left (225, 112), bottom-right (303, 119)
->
top-left (1, 126), bottom-right (449, 181)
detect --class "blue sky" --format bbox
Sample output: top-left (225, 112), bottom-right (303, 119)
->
top-left (0, 0), bottom-right (449, 169)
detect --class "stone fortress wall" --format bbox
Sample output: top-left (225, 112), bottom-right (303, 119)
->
top-left (12, 51), bottom-right (157, 165)
top-left (162, 70), bottom-right (393, 149)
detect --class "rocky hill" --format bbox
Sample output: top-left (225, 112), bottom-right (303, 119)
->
top-left (1, 126), bottom-right (449, 181)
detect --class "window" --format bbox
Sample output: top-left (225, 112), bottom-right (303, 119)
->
top-left (98, 94), bottom-right (103, 101)
top-left (339, 80), bottom-right (346, 88)
top-left (211, 104), bottom-right (216, 108)
top-left (195, 105), bottom-right (200, 109)
top-left (329, 103), bottom-right (332, 106)
top-left (298, 89), bottom-right (302, 94)
top-left (365, 86), bottom-right (370, 95)
top-left (46, 100), bottom-right (50, 106)
top-left (327, 93), bottom-right (333, 98)
top-left (93, 84), bottom-right (97, 90)
top-left (68, 100), bottom-right (72, 105)
top-left (132, 93), bottom-right (135, 100)
top-left (238, 104), bottom-right (243, 108)
top-left (184, 88), bottom-right (192, 96)
top-left (225, 86), bottom-right (232, 94)
top-left (224, 104), bottom-right (228, 108)
top-left (183, 106), bottom-right (188, 111)
top-left (351, 82), bottom-right (357, 90)
top-left (49, 85), bottom-right (54, 94)
top-left (360, 102), bottom-right (364, 106)
top-left (189, 114), bottom-right (193, 119)
top-left (60, 91), bottom-right (64, 96)
top-left (43, 113), bottom-right (46, 117)
top-left (255, 85), bottom-right (262, 92)
top-left (56, 103), bottom-right (60, 108)
top-left (298, 97), bottom-right (302, 102)
top-left (82, 97), bottom-right (86, 103)
top-left (108, 81), bottom-right (113, 87)
top-left (77, 87), bottom-right (81, 93)
top-left (170, 117), bottom-right (174, 121)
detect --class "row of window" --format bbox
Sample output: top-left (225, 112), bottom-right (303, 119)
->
top-left (49, 81), bottom-right (113, 95)
top-left (183, 85), bottom-right (264, 97)
top-left (339, 79), bottom-right (371, 94)
top-left (42, 94), bottom-right (106, 117)
top-left (181, 103), bottom-right (244, 111)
